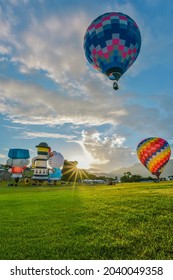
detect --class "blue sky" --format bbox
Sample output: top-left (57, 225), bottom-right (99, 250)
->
top-left (0, 0), bottom-right (173, 173)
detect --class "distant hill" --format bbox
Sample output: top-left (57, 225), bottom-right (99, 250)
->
top-left (92, 159), bottom-right (173, 179)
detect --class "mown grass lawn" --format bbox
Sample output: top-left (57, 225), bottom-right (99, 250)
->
top-left (0, 181), bottom-right (173, 260)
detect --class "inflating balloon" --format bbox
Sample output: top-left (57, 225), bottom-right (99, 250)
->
top-left (137, 137), bottom-right (171, 179)
top-left (8, 149), bottom-right (30, 159)
top-left (48, 151), bottom-right (64, 182)
top-left (49, 168), bottom-right (62, 181)
top-left (6, 148), bottom-right (30, 179)
top-left (84, 12), bottom-right (141, 90)
top-left (48, 151), bottom-right (64, 169)
top-left (32, 142), bottom-right (51, 181)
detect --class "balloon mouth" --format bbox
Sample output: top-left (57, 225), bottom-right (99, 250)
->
top-left (153, 171), bottom-right (161, 179)
top-left (108, 73), bottom-right (117, 80)
top-left (108, 72), bottom-right (121, 81)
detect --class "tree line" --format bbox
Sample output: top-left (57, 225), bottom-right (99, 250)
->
top-left (0, 160), bottom-right (153, 183)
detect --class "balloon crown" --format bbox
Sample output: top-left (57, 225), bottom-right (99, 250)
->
top-left (35, 142), bottom-right (50, 149)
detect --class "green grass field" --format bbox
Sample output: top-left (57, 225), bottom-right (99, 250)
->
top-left (0, 181), bottom-right (173, 260)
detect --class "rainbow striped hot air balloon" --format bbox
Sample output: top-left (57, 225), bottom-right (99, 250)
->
top-left (137, 137), bottom-right (171, 179)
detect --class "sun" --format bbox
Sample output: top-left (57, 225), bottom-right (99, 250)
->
top-left (69, 153), bottom-right (93, 170)
top-left (62, 160), bottom-right (89, 183)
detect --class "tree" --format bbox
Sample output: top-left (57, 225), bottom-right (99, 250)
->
top-left (120, 172), bottom-right (132, 182)
top-left (120, 172), bottom-right (142, 182)
top-left (130, 174), bottom-right (142, 182)
top-left (61, 160), bottom-right (89, 182)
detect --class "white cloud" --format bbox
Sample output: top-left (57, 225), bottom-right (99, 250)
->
top-left (0, 76), bottom-right (172, 144)
top-left (21, 131), bottom-right (76, 140)
top-left (80, 130), bottom-right (136, 172)
top-left (0, 9), bottom-right (11, 40)
top-left (0, 153), bottom-right (6, 159)
top-left (10, 12), bottom-right (89, 84)
top-left (0, 78), bottom-right (127, 126)
top-left (3, 125), bottom-right (24, 130)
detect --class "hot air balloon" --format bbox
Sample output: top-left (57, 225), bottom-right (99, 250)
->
top-left (6, 148), bottom-right (30, 185)
top-left (137, 137), bottom-right (171, 179)
top-left (84, 12), bottom-right (141, 90)
top-left (48, 151), bottom-right (64, 169)
top-left (49, 168), bottom-right (62, 182)
top-left (32, 142), bottom-right (51, 181)
top-left (48, 151), bottom-right (64, 184)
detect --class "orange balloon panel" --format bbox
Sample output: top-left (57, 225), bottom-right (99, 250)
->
top-left (12, 167), bottom-right (24, 173)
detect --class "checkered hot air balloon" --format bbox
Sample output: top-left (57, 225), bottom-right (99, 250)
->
top-left (84, 12), bottom-right (141, 90)
top-left (137, 137), bottom-right (171, 179)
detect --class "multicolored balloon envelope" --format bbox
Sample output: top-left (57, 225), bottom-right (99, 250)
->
top-left (84, 12), bottom-right (141, 90)
top-left (137, 137), bottom-right (171, 178)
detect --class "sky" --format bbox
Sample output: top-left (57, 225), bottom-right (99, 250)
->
top-left (0, 0), bottom-right (173, 174)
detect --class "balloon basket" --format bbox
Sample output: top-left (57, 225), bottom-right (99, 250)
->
top-left (113, 81), bottom-right (119, 90)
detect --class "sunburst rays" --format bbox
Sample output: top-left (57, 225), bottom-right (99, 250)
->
top-left (62, 161), bottom-right (89, 186)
